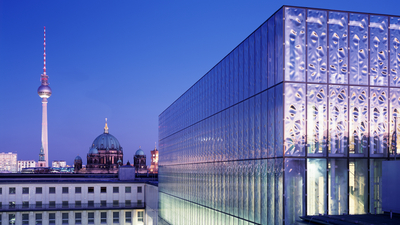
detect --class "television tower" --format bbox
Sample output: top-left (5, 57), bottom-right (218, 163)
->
top-left (37, 26), bottom-right (52, 167)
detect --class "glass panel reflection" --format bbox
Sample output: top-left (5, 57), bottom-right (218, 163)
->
top-left (329, 159), bottom-right (348, 215)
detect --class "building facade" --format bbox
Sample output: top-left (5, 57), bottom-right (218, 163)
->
top-left (17, 160), bottom-right (36, 172)
top-left (148, 147), bottom-right (158, 174)
top-left (0, 152), bottom-right (17, 173)
top-left (52, 160), bottom-right (67, 168)
top-left (158, 6), bottom-right (400, 224)
top-left (0, 173), bottom-right (157, 225)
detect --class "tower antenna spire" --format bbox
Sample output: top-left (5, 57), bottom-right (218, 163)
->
top-left (43, 26), bottom-right (46, 75)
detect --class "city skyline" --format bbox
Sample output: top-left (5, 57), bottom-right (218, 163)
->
top-left (1, 0), bottom-right (400, 165)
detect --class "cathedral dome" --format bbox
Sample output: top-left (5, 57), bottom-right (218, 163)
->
top-left (135, 148), bottom-right (145, 156)
top-left (75, 155), bottom-right (82, 161)
top-left (89, 119), bottom-right (122, 152)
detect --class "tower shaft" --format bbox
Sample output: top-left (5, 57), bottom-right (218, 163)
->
top-left (41, 98), bottom-right (49, 167)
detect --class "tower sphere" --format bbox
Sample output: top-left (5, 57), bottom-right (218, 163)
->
top-left (37, 85), bottom-right (52, 98)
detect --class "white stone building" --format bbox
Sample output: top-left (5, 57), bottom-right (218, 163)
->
top-left (0, 171), bottom-right (158, 225)
top-left (0, 152), bottom-right (17, 173)
top-left (17, 160), bottom-right (36, 172)
top-left (52, 160), bottom-right (67, 168)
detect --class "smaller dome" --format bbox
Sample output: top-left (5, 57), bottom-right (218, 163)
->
top-left (75, 155), bottom-right (82, 161)
top-left (135, 149), bottom-right (145, 156)
top-left (89, 146), bottom-right (98, 154)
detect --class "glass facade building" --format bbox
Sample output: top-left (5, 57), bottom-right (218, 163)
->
top-left (158, 6), bottom-right (400, 225)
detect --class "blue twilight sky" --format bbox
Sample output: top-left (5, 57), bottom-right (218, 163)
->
top-left (1, 0), bottom-right (399, 165)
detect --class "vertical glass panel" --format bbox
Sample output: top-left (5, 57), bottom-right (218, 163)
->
top-left (307, 158), bottom-right (327, 215)
top-left (261, 22), bottom-right (269, 91)
top-left (390, 17), bottom-right (400, 86)
top-left (276, 84), bottom-right (284, 157)
top-left (268, 88), bottom-right (275, 158)
top-left (390, 88), bottom-right (400, 155)
top-left (370, 159), bottom-right (383, 214)
top-left (243, 161), bottom-right (249, 220)
top-left (255, 29), bottom-right (262, 94)
top-left (284, 83), bottom-right (306, 156)
top-left (349, 159), bottom-right (368, 214)
top-left (238, 161), bottom-right (243, 219)
top-left (370, 15), bottom-right (388, 86)
top-left (233, 104), bottom-right (238, 160)
top-left (255, 95), bottom-right (261, 159)
top-left (329, 11), bottom-right (349, 84)
top-left (261, 160), bottom-right (268, 224)
top-left (255, 160), bottom-right (261, 224)
top-left (328, 159), bottom-right (348, 215)
top-left (244, 39), bottom-right (249, 100)
top-left (307, 9), bottom-right (328, 83)
top-left (248, 161), bottom-right (254, 222)
top-left (249, 33), bottom-right (255, 97)
top-left (370, 87), bottom-right (388, 157)
top-left (244, 99), bottom-right (249, 159)
top-left (285, 158), bottom-right (305, 224)
top-left (349, 13), bottom-right (368, 85)
top-left (275, 158), bottom-right (284, 225)
top-left (268, 15), bottom-right (275, 87)
top-left (307, 84), bottom-right (328, 156)
top-left (275, 8), bottom-right (284, 83)
top-left (239, 43), bottom-right (244, 102)
top-left (349, 86), bottom-right (368, 157)
top-left (249, 97), bottom-right (255, 159)
top-left (234, 48), bottom-right (239, 104)
top-left (329, 85), bottom-right (348, 156)
top-left (267, 159), bottom-right (275, 224)
top-left (261, 91), bottom-right (268, 158)
top-left (285, 7), bottom-right (306, 82)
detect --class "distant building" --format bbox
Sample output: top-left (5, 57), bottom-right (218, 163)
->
top-left (134, 148), bottom-right (147, 174)
top-left (83, 119), bottom-right (123, 174)
top-left (52, 160), bottom-right (67, 168)
top-left (74, 156), bottom-right (82, 171)
top-left (148, 146), bottom-right (158, 174)
top-left (0, 152), bottom-right (17, 173)
top-left (17, 160), bottom-right (36, 172)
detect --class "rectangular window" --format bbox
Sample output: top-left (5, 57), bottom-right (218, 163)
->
top-left (125, 186), bottom-right (131, 193)
top-left (113, 200), bottom-right (119, 207)
top-left (62, 187), bottom-right (68, 194)
top-left (137, 186), bottom-right (142, 193)
top-left (62, 201), bottom-right (68, 208)
top-left (101, 187), bottom-right (107, 193)
top-left (88, 212), bottom-right (94, 224)
top-left (88, 200), bottom-right (94, 207)
top-left (49, 201), bottom-right (55, 208)
top-left (9, 214), bottom-right (15, 225)
top-left (125, 200), bottom-right (131, 206)
top-left (113, 187), bottom-right (119, 193)
top-left (75, 187), bottom-right (81, 193)
top-left (75, 201), bottom-right (81, 208)
top-left (101, 212), bottom-right (107, 224)
top-left (36, 213), bottom-right (42, 225)
top-left (22, 214), bottom-right (29, 225)
top-left (49, 187), bottom-right (55, 194)
top-left (22, 187), bottom-right (29, 194)
top-left (9, 202), bottom-right (15, 209)
top-left (113, 212), bottom-right (119, 223)
top-left (62, 213), bottom-right (68, 224)
top-left (137, 200), bottom-right (142, 205)
top-left (35, 201), bottom-right (42, 208)
top-left (137, 211), bottom-right (143, 222)
top-left (75, 212), bottom-right (82, 224)
top-left (101, 200), bottom-right (106, 207)
top-left (125, 212), bottom-right (132, 223)
top-left (49, 213), bottom-right (55, 225)
top-left (0, 187), bottom-right (2, 194)
top-left (22, 201), bottom-right (29, 208)
top-left (88, 187), bottom-right (94, 193)
top-left (9, 187), bottom-right (15, 194)
top-left (36, 187), bottom-right (42, 194)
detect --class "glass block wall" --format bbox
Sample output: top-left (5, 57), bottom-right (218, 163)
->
top-left (159, 6), bottom-right (400, 225)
